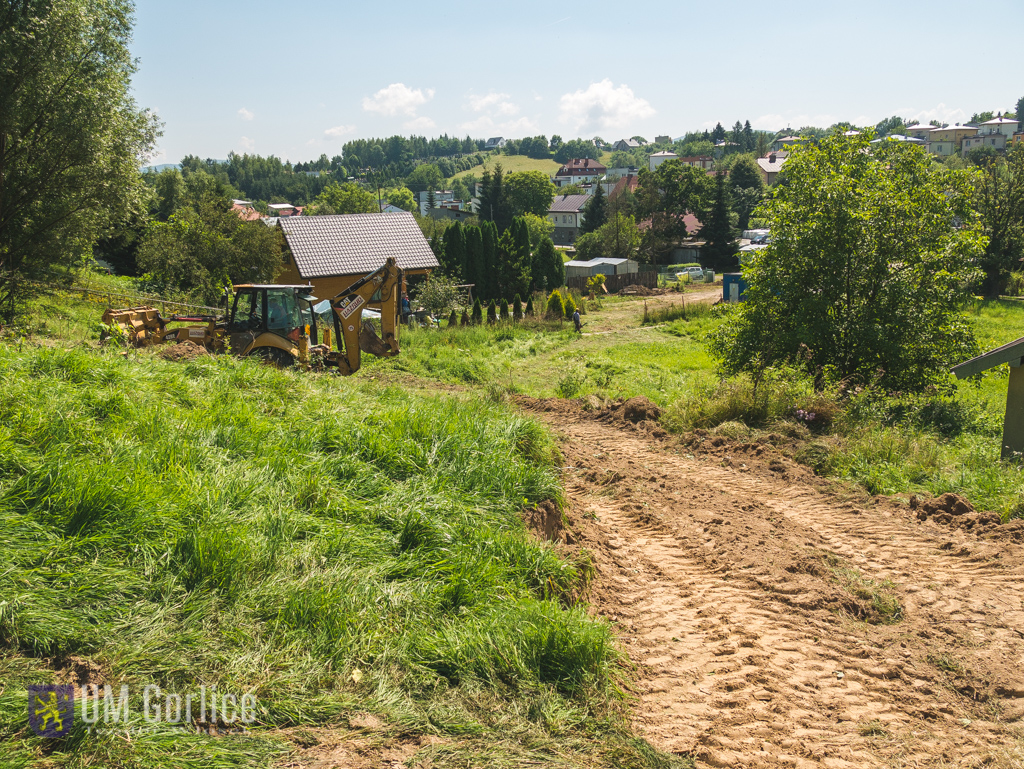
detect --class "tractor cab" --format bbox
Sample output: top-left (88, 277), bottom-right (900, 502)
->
top-left (227, 284), bottom-right (319, 361)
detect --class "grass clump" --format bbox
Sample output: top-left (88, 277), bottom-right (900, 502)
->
top-left (0, 342), bottom-right (660, 767)
top-left (642, 299), bottom-right (711, 326)
top-left (815, 551), bottom-right (904, 624)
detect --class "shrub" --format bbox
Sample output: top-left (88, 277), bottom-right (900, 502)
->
top-left (562, 292), bottom-right (577, 320)
top-left (512, 294), bottom-right (523, 320)
top-left (486, 299), bottom-right (497, 324)
top-left (460, 308), bottom-right (469, 326)
top-left (499, 298), bottom-right (509, 320)
top-left (586, 274), bottom-right (606, 293)
top-left (448, 309), bottom-right (457, 327)
top-left (471, 298), bottom-right (482, 324)
top-left (525, 297), bottom-right (535, 317)
top-left (545, 290), bottom-right (564, 319)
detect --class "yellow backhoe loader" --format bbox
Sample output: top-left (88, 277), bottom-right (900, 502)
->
top-left (101, 258), bottom-right (402, 375)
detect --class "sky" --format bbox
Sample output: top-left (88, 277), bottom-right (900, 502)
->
top-left (131, 0), bottom-right (1024, 165)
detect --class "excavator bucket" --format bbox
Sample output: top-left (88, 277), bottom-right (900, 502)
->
top-left (101, 306), bottom-right (165, 346)
top-left (358, 320), bottom-right (393, 358)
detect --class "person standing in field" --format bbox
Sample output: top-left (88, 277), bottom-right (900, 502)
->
top-left (572, 307), bottom-right (582, 333)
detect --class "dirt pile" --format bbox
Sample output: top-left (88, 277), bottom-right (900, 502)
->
top-left (617, 396), bottom-right (662, 423)
top-left (158, 340), bottom-right (210, 362)
top-left (910, 492), bottom-right (1024, 541)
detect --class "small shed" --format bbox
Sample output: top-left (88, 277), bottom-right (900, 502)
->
top-left (564, 258), bottom-right (639, 279)
top-left (723, 273), bottom-right (747, 303)
top-left (951, 337), bottom-right (1024, 458)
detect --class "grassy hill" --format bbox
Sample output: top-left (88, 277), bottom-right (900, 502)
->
top-left (451, 152), bottom-right (614, 180)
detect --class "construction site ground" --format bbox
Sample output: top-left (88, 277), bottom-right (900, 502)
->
top-left (521, 396), bottom-right (1024, 768)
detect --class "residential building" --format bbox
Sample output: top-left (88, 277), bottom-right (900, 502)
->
top-left (648, 150), bottom-right (678, 171)
top-left (677, 156), bottom-right (714, 170)
top-left (756, 153), bottom-right (787, 185)
top-left (654, 135), bottom-right (671, 144)
top-left (277, 211), bottom-right (438, 300)
top-left (417, 189), bottom-right (455, 215)
top-left (963, 132), bottom-right (1007, 153)
top-left (771, 135), bottom-right (801, 152)
top-left (553, 158), bottom-right (607, 188)
top-left (231, 200), bottom-right (261, 221)
top-left (905, 124), bottom-right (936, 141)
top-left (927, 124), bottom-right (977, 156)
top-left (979, 115), bottom-right (1019, 140)
top-left (484, 137), bottom-right (505, 150)
top-left (613, 138), bottom-right (642, 151)
top-left (268, 202), bottom-right (301, 217)
top-left (547, 194), bottom-right (590, 245)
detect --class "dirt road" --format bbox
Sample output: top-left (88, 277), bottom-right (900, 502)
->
top-left (525, 399), bottom-right (1024, 768)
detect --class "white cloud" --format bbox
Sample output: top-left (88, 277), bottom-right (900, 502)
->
top-left (899, 103), bottom-right (968, 126)
top-left (404, 116), bottom-right (436, 131)
top-left (324, 124), bottom-right (356, 139)
top-left (466, 92), bottom-right (518, 116)
top-left (239, 136), bottom-right (255, 152)
top-left (558, 80), bottom-right (654, 133)
top-left (238, 107), bottom-right (254, 121)
top-left (362, 83), bottom-right (434, 116)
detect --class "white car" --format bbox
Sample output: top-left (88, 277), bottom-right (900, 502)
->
top-left (676, 266), bottom-right (705, 283)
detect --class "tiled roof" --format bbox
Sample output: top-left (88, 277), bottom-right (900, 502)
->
top-left (549, 194), bottom-right (591, 213)
top-left (757, 156), bottom-right (788, 173)
top-left (279, 212), bottom-right (439, 279)
top-left (557, 158), bottom-right (607, 173)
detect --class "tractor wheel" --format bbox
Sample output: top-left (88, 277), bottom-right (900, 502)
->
top-left (250, 346), bottom-right (295, 369)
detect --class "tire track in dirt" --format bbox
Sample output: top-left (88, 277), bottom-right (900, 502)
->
top-left (524, 400), bottom-right (1024, 768)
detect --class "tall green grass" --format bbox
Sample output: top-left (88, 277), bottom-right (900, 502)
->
top-left (0, 344), bottom-right (667, 768)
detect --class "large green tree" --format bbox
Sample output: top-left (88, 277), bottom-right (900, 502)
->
top-left (635, 160), bottom-right (712, 264)
top-left (713, 132), bottom-right (984, 392)
top-left (505, 170), bottom-right (556, 218)
top-left (700, 172), bottom-right (738, 269)
top-left (0, 0), bottom-right (157, 316)
top-left (479, 164), bottom-right (513, 234)
top-left (728, 156), bottom-right (765, 231)
top-left (580, 181), bottom-right (607, 234)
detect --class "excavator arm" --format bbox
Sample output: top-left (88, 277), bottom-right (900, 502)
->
top-left (326, 257), bottom-right (402, 375)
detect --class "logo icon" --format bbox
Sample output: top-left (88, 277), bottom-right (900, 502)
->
top-left (28, 685), bottom-right (74, 738)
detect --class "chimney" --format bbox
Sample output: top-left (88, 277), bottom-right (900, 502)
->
top-left (769, 153), bottom-right (777, 163)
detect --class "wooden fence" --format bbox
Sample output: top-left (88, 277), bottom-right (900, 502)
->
top-left (566, 271), bottom-right (659, 294)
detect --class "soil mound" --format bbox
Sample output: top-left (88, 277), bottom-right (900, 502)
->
top-left (908, 492), bottom-right (1024, 538)
top-left (158, 340), bottom-right (210, 362)
top-left (618, 396), bottom-right (662, 424)
top-left (618, 284), bottom-right (653, 296)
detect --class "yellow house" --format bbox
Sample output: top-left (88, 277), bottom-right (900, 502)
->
top-left (277, 212), bottom-right (438, 300)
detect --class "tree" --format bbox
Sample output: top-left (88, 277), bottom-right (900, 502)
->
top-left (974, 144), bottom-right (1024, 298)
top-left (464, 225), bottom-right (483, 296)
top-left (479, 164), bottom-right (513, 234)
top-left (712, 132), bottom-right (984, 392)
top-left (635, 160), bottom-right (713, 263)
top-left (875, 115), bottom-right (907, 137)
top-left (520, 212), bottom-right (555, 248)
top-left (505, 171), bottom-right (556, 217)
top-left (573, 232), bottom-right (604, 262)
top-left (153, 168), bottom-right (186, 221)
top-left (386, 186), bottom-right (417, 212)
top-left (308, 182), bottom-right (378, 215)
top-left (441, 221), bottom-right (465, 278)
top-left (137, 199), bottom-right (283, 304)
top-left (496, 218), bottom-right (531, 301)
top-left (413, 272), bottom-right (464, 317)
top-left (701, 172), bottom-right (738, 269)
top-left (405, 163), bottom-right (442, 196)
top-left (549, 135), bottom-right (563, 153)
top-left (480, 220), bottom-right (500, 299)
top-left (534, 237), bottom-right (563, 291)
top-left (581, 181), bottom-right (607, 234)
top-left (597, 214), bottom-right (642, 261)
top-left (728, 156), bottom-right (765, 231)
top-left (554, 139), bottom-right (600, 164)
top-left (1016, 96), bottom-right (1024, 132)
top-left (0, 0), bottom-right (158, 316)
top-left (743, 120), bottom-right (755, 152)
top-left (711, 122), bottom-right (727, 143)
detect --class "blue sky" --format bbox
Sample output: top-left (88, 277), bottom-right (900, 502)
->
top-left (131, 0), bottom-right (1024, 165)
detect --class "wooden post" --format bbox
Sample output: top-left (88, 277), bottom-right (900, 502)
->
top-left (1003, 359), bottom-right (1024, 459)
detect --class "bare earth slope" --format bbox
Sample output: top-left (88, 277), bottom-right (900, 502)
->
top-left (522, 398), bottom-right (1024, 768)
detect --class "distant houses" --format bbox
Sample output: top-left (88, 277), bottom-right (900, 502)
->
top-left (547, 193), bottom-right (590, 245)
top-left (553, 158), bottom-right (607, 188)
